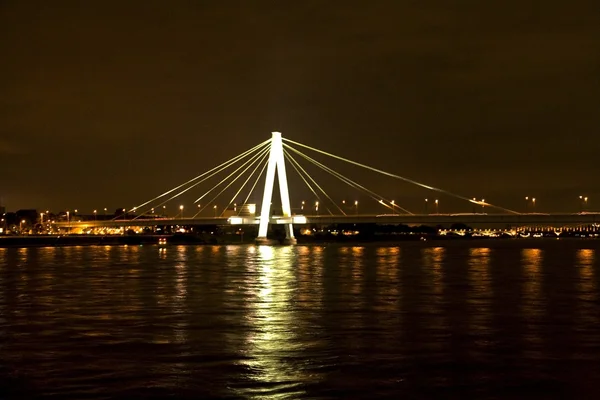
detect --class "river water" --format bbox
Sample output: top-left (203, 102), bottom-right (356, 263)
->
top-left (1, 240), bottom-right (599, 399)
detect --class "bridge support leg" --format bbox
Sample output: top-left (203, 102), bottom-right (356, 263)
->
top-left (256, 132), bottom-right (296, 245)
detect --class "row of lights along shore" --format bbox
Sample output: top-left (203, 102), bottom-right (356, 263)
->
top-left (43, 195), bottom-right (591, 221)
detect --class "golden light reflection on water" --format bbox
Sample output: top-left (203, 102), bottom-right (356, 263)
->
top-left (0, 249), bottom-right (5, 331)
top-left (576, 249), bottom-right (595, 299)
top-left (337, 246), bottom-right (351, 288)
top-left (350, 246), bottom-right (364, 298)
top-left (297, 246), bottom-right (324, 307)
top-left (158, 247), bottom-right (167, 259)
top-left (521, 248), bottom-right (543, 352)
top-left (375, 247), bottom-right (400, 312)
top-left (467, 248), bottom-right (492, 351)
top-left (421, 247), bottom-right (446, 340)
top-left (172, 248), bottom-right (189, 376)
top-left (575, 249), bottom-right (598, 329)
top-left (424, 247), bottom-right (444, 297)
top-left (17, 247), bottom-right (29, 285)
top-left (237, 245), bottom-right (308, 397)
top-left (5, 244), bottom-right (600, 398)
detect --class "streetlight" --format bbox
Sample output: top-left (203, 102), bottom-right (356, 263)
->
top-left (103, 207), bottom-right (107, 216)
top-left (354, 200), bottom-right (358, 215)
top-left (481, 199), bottom-right (485, 213)
top-left (525, 196), bottom-right (529, 213)
top-left (40, 212), bottom-right (44, 224)
top-left (213, 205), bottom-right (218, 217)
top-left (532, 198), bottom-right (536, 212)
top-left (301, 200), bottom-right (305, 211)
top-left (579, 195), bottom-right (589, 212)
top-left (425, 198), bottom-right (428, 214)
top-left (20, 219), bottom-right (26, 234)
top-left (179, 205), bottom-right (184, 218)
top-left (93, 210), bottom-right (97, 221)
top-left (66, 211), bottom-right (70, 232)
top-left (163, 205), bottom-right (166, 217)
top-left (315, 201), bottom-right (319, 216)
top-left (391, 200), bottom-right (397, 215)
top-left (435, 199), bottom-right (439, 214)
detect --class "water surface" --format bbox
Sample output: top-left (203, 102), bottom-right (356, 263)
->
top-left (1, 240), bottom-right (600, 399)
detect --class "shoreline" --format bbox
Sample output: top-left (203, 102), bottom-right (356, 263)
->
top-left (1, 234), bottom-right (599, 248)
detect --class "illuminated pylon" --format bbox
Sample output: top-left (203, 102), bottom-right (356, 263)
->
top-left (256, 132), bottom-right (296, 245)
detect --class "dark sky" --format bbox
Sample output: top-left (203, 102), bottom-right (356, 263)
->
top-left (1, 0), bottom-right (599, 214)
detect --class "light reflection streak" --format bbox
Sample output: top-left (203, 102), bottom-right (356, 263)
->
top-left (521, 248), bottom-right (543, 355)
top-left (467, 248), bottom-right (492, 355)
top-left (172, 247), bottom-right (188, 350)
top-left (337, 246), bottom-right (351, 287)
top-left (158, 247), bottom-right (167, 259)
top-left (0, 249), bottom-right (6, 343)
top-left (422, 247), bottom-right (444, 297)
top-left (297, 246), bottom-right (323, 307)
top-left (576, 249), bottom-right (595, 301)
top-left (126, 244), bottom-right (142, 266)
top-left (575, 249), bottom-right (598, 332)
top-left (350, 246), bottom-right (364, 298)
top-left (236, 246), bottom-right (309, 398)
top-left (375, 247), bottom-right (400, 312)
top-left (421, 247), bottom-right (446, 344)
top-left (18, 248), bottom-right (28, 286)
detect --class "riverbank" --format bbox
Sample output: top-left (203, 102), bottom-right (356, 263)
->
top-left (0, 233), bottom-right (599, 248)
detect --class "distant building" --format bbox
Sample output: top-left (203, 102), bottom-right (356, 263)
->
top-left (16, 209), bottom-right (38, 225)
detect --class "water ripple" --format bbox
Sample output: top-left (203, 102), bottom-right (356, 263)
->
top-left (1, 241), bottom-right (600, 398)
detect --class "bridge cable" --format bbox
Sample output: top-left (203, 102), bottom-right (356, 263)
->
top-left (284, 143), bottom-right (412, 214)
top-left (130, 141), bottom-right (270, 220)
top-left (193, 145), bottom-right (271, 216)
top-left (282, 138), bottom-right (520, 214)
top-left (283, 149), bottom-right (327, 214)
top-left (127, 139), bottom-right (271, 219)
top-left (286, 143), bottom-right (411, 214)
top-left (284, 149), bottom-right (344, 216)
top-left (219, 149), bottom-right (270, 217)
top-left (236, 154), bottom-right (270, 217)
top-left (285, 144), bottom-right (409, 214)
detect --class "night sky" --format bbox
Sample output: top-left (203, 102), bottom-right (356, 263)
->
top-left (1, 1), bottom-right (599, 214)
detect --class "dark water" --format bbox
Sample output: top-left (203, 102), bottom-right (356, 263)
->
top-left (1, 240), bottom-right (600, 399)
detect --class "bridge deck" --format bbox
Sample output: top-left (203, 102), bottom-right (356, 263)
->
top-left (53, 213), bottom-right (600, 229)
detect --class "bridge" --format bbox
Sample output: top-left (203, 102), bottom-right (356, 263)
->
top-left (54, 213), bottom-right (600, 230)
top-left (50, 132), bottom-right (597, 243)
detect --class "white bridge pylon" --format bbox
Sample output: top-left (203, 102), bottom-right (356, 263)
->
top-left (256, 132), bottom-right (297, 245)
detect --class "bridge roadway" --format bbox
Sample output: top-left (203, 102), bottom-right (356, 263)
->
top-left (54, 213), bottom-right (600, 230)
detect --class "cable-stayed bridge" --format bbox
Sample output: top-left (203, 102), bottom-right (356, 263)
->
top-left (53, 132), bottom-right (599, 243)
